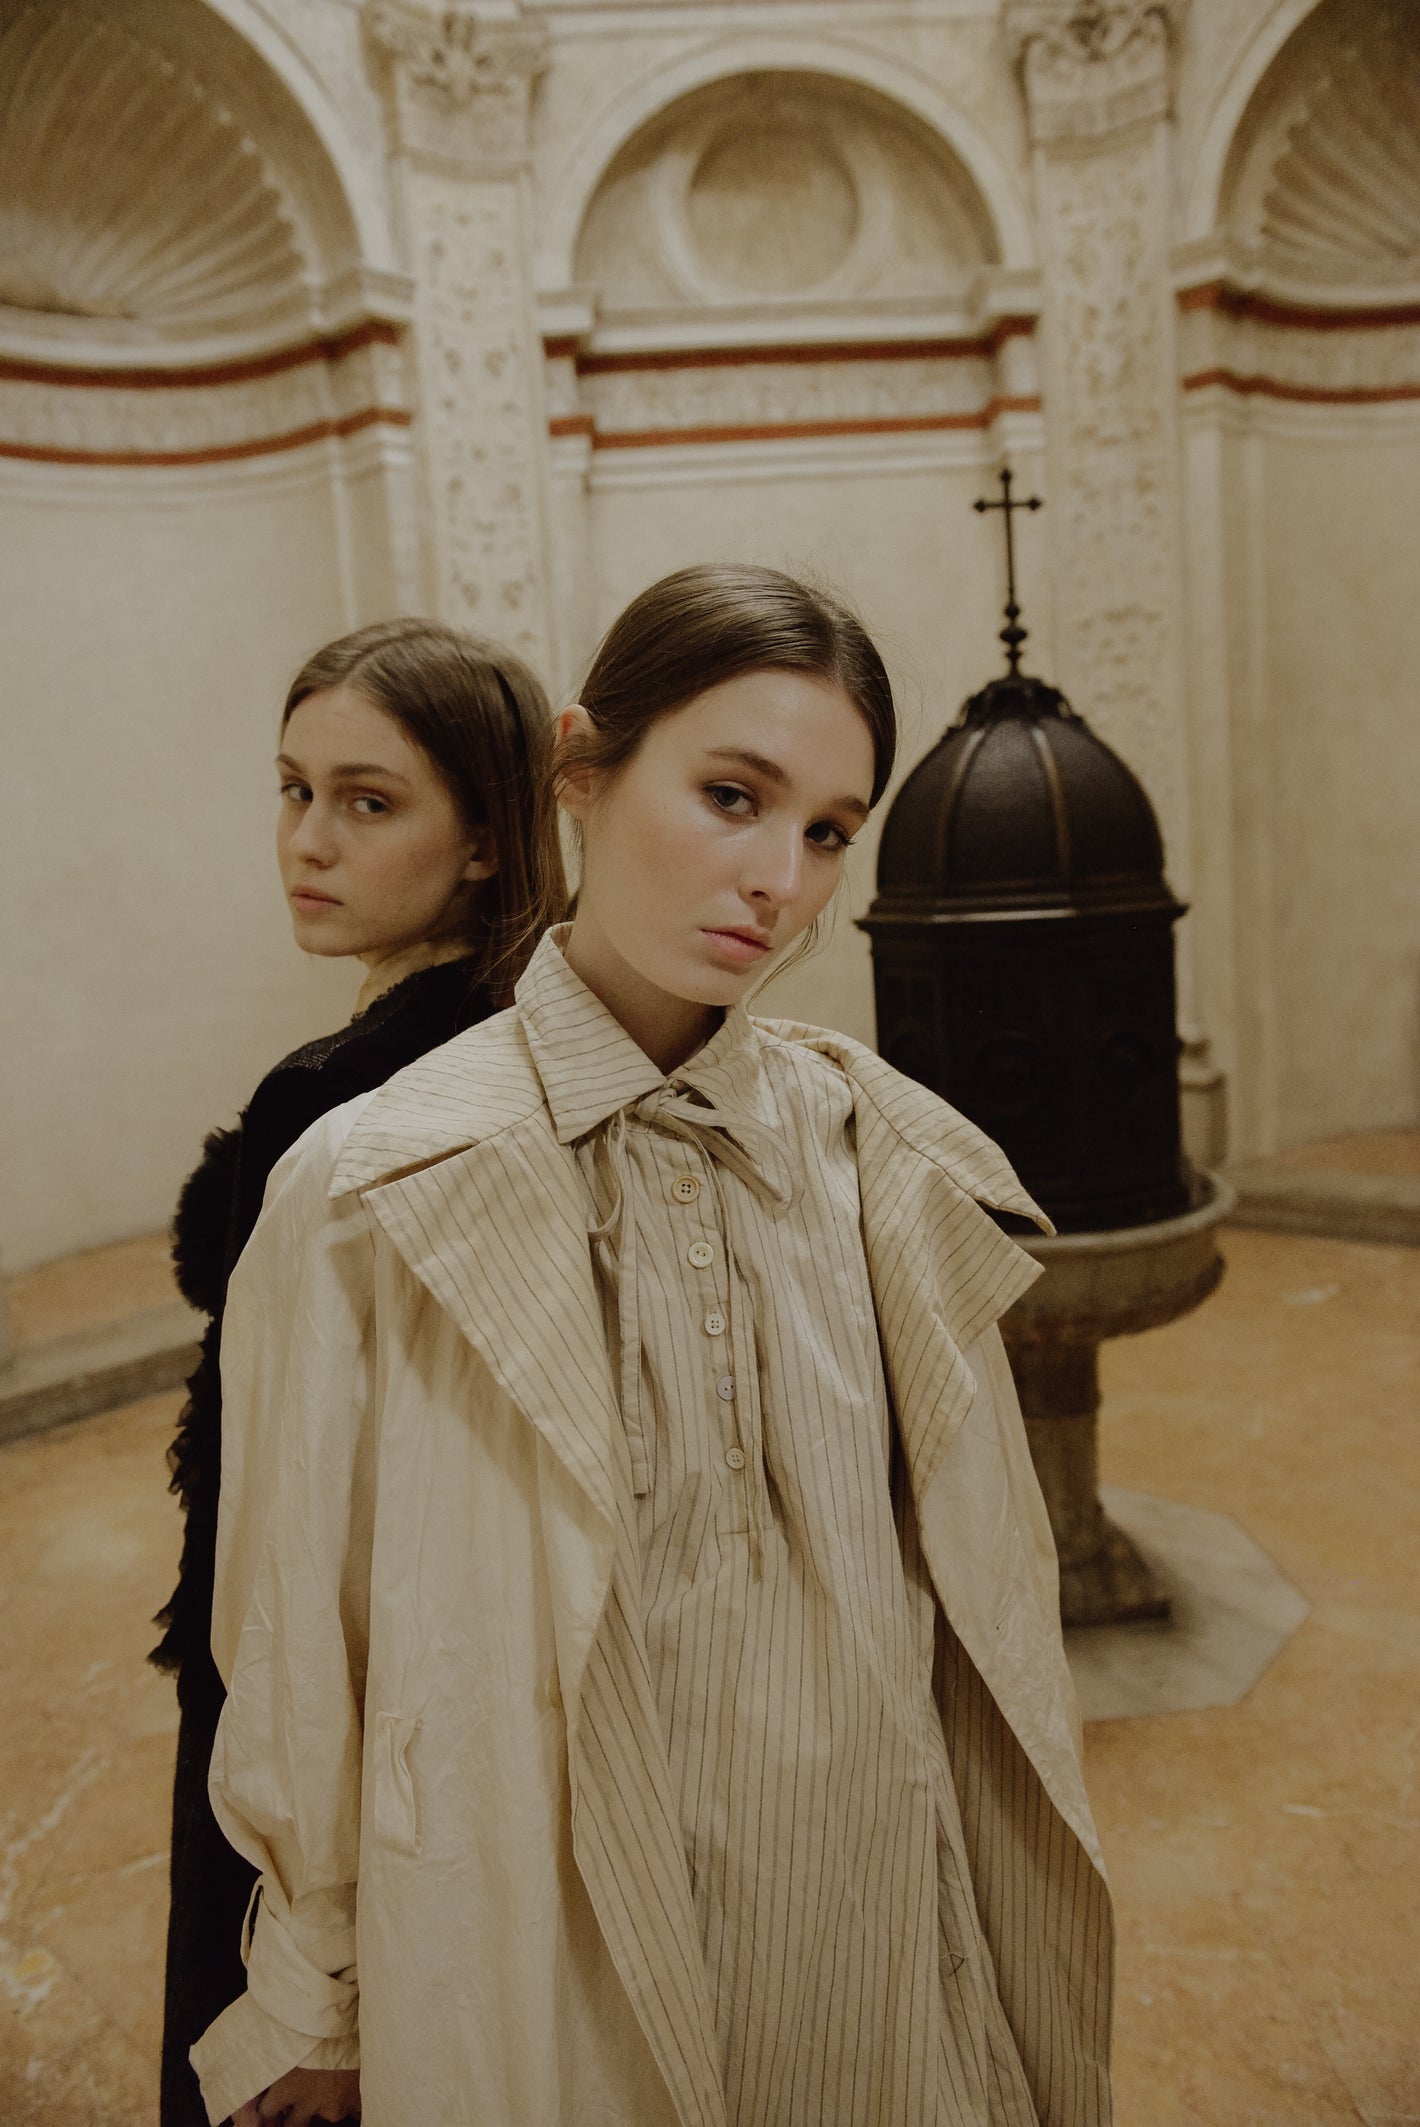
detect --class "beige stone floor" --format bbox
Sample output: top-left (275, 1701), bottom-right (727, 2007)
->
top-left (0, 1225), bottom-right (1416, 2126)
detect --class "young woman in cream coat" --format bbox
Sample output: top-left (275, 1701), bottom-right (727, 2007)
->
top-left (194, 567), bottom-right (1113, 2127)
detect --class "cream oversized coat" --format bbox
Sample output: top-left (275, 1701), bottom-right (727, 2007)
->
top-left (193, 1000), bottom-right (1114, 2127)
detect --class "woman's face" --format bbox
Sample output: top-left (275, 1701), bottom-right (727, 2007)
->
top-left (559, 669), bottom-right (875, 1066)
top-left (276, 684), bottom-right (493, 964)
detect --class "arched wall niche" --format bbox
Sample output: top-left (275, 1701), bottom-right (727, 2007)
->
top-left (0, 0), bottom-right (402, 361)
top-left (546, 67), bottom-right (1038, 461)
top-left (1217, 0), bottom-right (1420, 304)
top-left (536, 35), bottom-right (1037, 295)
top-left (0, 0), bottom-right (417, 473)
top-left (1175, 0), bottom-right (1420, 1155)
top-left (575, 72), bottom-right (999, 328)
top-left (0, 0), bottom-right (420, 1271)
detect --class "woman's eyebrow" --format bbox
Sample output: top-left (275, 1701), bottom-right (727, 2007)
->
top-left (704, 746), bottom-right (870, 821)
top-left (275, 753), bottom-right (412, 785)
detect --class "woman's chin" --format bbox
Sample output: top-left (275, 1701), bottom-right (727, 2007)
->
top-left (290, 917), bottom-right (358, 959)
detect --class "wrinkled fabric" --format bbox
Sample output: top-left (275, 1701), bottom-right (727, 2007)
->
top-left (194, 931), bottom-right (1114, 2127)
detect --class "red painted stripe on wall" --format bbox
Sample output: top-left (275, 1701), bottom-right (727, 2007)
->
top-left (0, 404), bottom-right (413, 468)
top-left (1178, 283), bottom-right (1420, 333)
top-left (1182, 368), bottom-right (1420, 405)
top-left (0, 319), bottom-right (403, 393)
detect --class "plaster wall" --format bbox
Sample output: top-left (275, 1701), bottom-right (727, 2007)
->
top-left (0, 462), bottom-right (360, 1269)
top-left (1259, 418), bottom-right (1420, 1143)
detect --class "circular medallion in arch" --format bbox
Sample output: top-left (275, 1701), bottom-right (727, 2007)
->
top-left (654, 89), bottom-right (892, 305)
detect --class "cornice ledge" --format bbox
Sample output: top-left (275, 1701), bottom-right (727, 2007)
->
top-left (1005, 0), bottom-right (1187, 146)
top-left (365, 2), bottom-right (549, 172)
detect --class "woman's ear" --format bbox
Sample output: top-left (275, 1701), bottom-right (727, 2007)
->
top-left (555, 704), bottom-right (597, 821)
top-left (461, 821), bottom-right (499, 885)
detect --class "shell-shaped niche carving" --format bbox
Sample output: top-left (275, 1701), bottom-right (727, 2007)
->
top-left (1222, 0), bottom-right (1420, 290)
top-left (575, 72), bottom-right (997, 320)
top-left (0, 5), bottom-right (308, 333)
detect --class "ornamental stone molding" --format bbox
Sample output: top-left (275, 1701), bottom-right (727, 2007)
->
top-left (0, 329), bottom-right (411, 467)
top-left (1005, 0), bottom-right (1187, 144)
top-left (366, 2), bottom-right (548, 173)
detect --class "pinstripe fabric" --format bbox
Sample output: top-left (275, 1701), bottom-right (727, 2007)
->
top-left (196, 930), bottom-right (1112, 2127)
top-left (516, 936), bottom-right (1102, 2126)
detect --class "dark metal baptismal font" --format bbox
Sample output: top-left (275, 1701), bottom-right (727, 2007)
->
top-left (861, 469), bottom-right (1234, 1626)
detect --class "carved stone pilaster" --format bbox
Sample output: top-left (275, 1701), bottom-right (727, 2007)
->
top-left (1005, 0), bottom-right (1184, 145)
top-left (366, 2), bottom-right (554, 669)
top-left (1011, 0), bottom-right (1220, 1140)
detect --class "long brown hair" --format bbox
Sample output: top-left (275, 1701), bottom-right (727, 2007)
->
top-left (559, 563), bottom-right (897, 805)
top-left (283, 618), bottom-right (566, 1002)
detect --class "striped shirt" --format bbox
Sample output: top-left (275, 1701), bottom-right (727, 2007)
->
top-left (521, 934), bottom-right (1040, 2125)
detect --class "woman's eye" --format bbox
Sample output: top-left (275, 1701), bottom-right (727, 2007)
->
top-left (807, 820), bottom-right (854, 852)
top-left (707, 783), bottom-right (754, 817)
top-left (352, 794), bottom-right (391, 817)
top-left (279, 780), bottom-right (311, 804)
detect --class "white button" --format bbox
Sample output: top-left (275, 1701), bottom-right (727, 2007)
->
top-left (687, 1239), bottom-right (715, 1269)
top-left (703, 1310), bottom-right (727, 1337)
top-left (724, 1446), bottom-right (746, 1471)
top-left (670, 1174), bottom-right (700, 1204)
top-left (716, 1375), bottom-right (735, 1402)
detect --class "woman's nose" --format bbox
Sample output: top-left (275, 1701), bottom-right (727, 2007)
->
top-left (745, 827), bottom-right (804, 908)
top-left (288, 802), bottom-right (335, 863)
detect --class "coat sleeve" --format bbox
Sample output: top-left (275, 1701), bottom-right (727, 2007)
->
top-left (188, 1101), bottom-right (380, 2125)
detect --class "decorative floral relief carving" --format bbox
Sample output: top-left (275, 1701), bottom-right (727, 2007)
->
top-left (1006, 0), bottom-right (1185, 142)
top-left (1179, 301), bottom-right (1420, 395)
top-left (1038, 136), bottom-right (1187, 847)
top-left (407, 169), bottom-right (548, 663)
top-left (0, 338), bottom-right (409, 459)
top-left (580, 354), bottom-right (1000, 435)
top-left (0, 6), bottom-right (305, 334)
top-left (0, 368), bottom-right (325, 456)
top-left (366, 2), bottom-right (547, 171)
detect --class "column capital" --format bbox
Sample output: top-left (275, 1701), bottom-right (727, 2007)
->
top-left (365, 3), bottom-right (548, 173)
top-left (1005, 0), bottom-right (1186, 145)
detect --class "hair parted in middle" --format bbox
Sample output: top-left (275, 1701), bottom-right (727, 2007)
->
top-left (282, 617), bottom-right (567, 1003)
top-left (558, 563), bottom-right (898, 806)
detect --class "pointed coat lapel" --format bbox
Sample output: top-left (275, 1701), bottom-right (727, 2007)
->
top-left (329, 1015), bottom-right (727, 2126)
top-left (772, 1024), bottom-right (1102, 1867)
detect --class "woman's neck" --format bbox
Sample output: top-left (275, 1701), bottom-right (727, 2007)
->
top-left (354, 938), bottom-right (472, 1016)
top-left (560, 914), bottom-right (720, 1075)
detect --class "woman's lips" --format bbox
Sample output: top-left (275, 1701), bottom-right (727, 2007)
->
top-left (291, 888), bottom-right (341, 910)
top-left (702, 927), bottom-right (772, 965)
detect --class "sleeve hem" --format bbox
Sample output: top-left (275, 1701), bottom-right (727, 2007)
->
top-left (190, 1991), bottom-right (360, 2126)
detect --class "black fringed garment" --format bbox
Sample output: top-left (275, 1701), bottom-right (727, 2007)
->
top-left (153, 959), bottom-right (493, 2127)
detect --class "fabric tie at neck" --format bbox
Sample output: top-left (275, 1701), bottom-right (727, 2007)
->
top-left (585, 1081), bottom-right (791, 1549)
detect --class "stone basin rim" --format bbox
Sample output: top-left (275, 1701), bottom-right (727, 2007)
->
top-left (1015, 1172), bottom-right (1237, 1260)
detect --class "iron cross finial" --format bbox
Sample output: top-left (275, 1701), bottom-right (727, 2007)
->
top-left (973, 465), bottom-right (1043, 676)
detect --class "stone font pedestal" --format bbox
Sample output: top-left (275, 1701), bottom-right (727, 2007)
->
top-left (1002, 1175), bottom-right (1235, 1627)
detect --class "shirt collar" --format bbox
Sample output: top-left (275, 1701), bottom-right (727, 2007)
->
top-left (515, 926), bottom-right (761, 1146)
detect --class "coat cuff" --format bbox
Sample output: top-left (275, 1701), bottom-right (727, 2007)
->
top-left (190, 1995), bottom-right (360, 2126)
top-left (189, 1892), bottom-right (359, 2124)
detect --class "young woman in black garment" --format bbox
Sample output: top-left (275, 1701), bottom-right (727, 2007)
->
top-left (150, 617), bottom-right (566, 2127)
